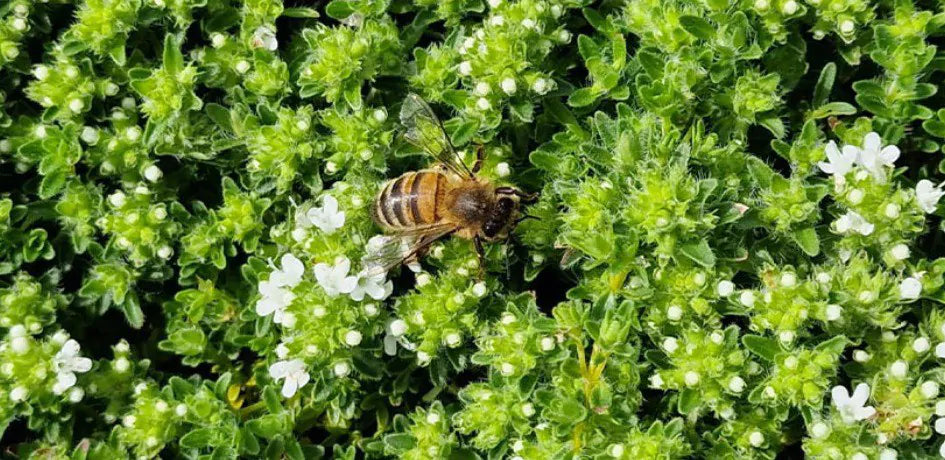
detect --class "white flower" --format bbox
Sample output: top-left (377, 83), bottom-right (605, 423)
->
top-left (831, 383), bottom-right (876, 424)
top-left (252, 26), bottom-right (278, 51)
top-left (51, 340), bottom-right (93, 395)
top-left (748, 431), bottom-right (764, 447)
top-left (349, 270), bottom-right (392, 301)
top-left (817, 140), bottom-right (858, 178)
top-left (269, 359), bottom-right (309, 398)
top-left (313, 258), bottom-right (358, 297)
top-left (717, 280), bottom-right (735, 296)
top-left (383, 319), bottom-right (415, 356)
top-left (899, 277), bottom-right (922, 300)
top-left (344, 330), bottom-right (363, 347)
top-left (856, 132), bottom-right (899, 182)
top-left (256, 254), bottom-right (304, 325)
top-left (916, 180), bottom-right (945, 214)
top-left (306, 196), bottom-right (345, 234)
top-left (270, 253), bottom-right (304, 287)
top-left (834, 210), bottom-right (874, 236)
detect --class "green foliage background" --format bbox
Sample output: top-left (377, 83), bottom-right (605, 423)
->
top-left (2, 0), bottom-right (945, 458)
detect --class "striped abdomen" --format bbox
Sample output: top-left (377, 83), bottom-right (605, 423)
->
top-left (372, 170), bottom-right (448, 231)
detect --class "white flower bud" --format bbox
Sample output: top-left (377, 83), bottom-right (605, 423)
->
top-left (649, 374), bottom-right (664, 388)
top-left (851, 453), bottom-right (867, 460)
top-left (717, 280), bottom-right (735, 296)
top-left (784, 356), bottom-right (798, 369)
top-left (728, 376), bottom-right (746, 393)
top-left (476, 97), bottom-right (491, 111)
top-left (143, 165), bottom-right (163, 182)
top-left (662, 337), bottom-right (679, 353)
top-left (557, 29), bottom-right (572, 43)
top-left (936, 342), bottom-right (945, 358)
top-left (500, 362), bottom-right (515, 375)
top-left (175, 404), bottom-right (187, 416)
top-left (333, 362), bottom-right (351, 377)
top-left (853, 349), bottom-right (870, 362)
top-left (490, 15), bottom-right (504, 26)
top-left (900, 277), bottom-right (922, 300)
top-left (474, 81), bottom-right (490, 96)
top-left (921, 381), bottom-right (940, 399)
top-left (114, 357), bottom-right (130, 373)
top-left (608, 443), bottom-right (625, 458)
top-left (10, 386), bottom-right (28, 402)
top-left (68, 98), bottom-right (84, 113)
top-left (914, 337), bottom-right (931, 353)
top-left (780, 273), bottom-right (796, 287)
top-left (235, 60), bottom-right (251, 74)
top-left (890, 244), bottom-right (910, 261)
top-left (890, 360), bottom-right (908, 378)
top-left (33, 65), bottom-right (49, 80)
top-left (825, 304), bottom-right (842, 321)
top-left (937, 401), bottom-right (945, 416)
top-left (487, 0), bottom-right (501, 7)
top-left (540, 336), bottom-right (555, 351)
top-left (35, 125), bottom-right (47, 138)
top-left (372, 108), bottom-right (387, 122)
top-left (211, 33), bottom-right (226, 48)
top-left (782, 0), bottom-right (798, 14)
top-left (936, 418), bottom-right (945, 435)
top-left (754, 0), bottom-right (769, 11)
top-left (666, 305), bottom-right (682, 321)
top-left (363, 303), bottom-right (378, 316)
top-left (840, 20), bottom-right (855, 34)
top-left (445, 333), bottom-right (461, 347)
top-left (521, 403), bottom-right (535, 417)
top-left (157, 246), bottom-right (173, 259)
top-left (778, 330), bottom-right (795, 344)
top-left (684, 371), bottom-right (700, 386)
top-left (501, 78), bottom-right (517, 95)
top-left (10, 336), bottom-right (28, 354)
top-left (532, 78), bottom-right (550, 94)
top-left (68, 387), bottom-right (84, 403)
top-left (496, 162), bottom-right (511, 177)
top-left (122, 415), bottom-right (136, 427)
top-left (879, 448), bottom-right (897, 460)
top-left (12, 18), bottom-right (27, 31)
top-left (472, 282), bottom-right (487, 298)
top-left (389, 319), bottom-right (407, 337)
top-left (748, 431), bottom-right (765, 447)
top-left (885, 203), bottom-right (901, 218)
top-left (458, 61), bottom-right (472, 76)
top-left (810, 422), bottom-right (829, 439)
top-left (740, 291), bottom-right (755, 307)
top-left (344, 330), bottom-right (362, 346)
top-left (425, 411), bottom-right (440, 424)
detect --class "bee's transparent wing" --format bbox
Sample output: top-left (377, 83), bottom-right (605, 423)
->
top-left (362, 225), bottom-right (458, 276)
top-left (400, 93), bottom-right (474, 179)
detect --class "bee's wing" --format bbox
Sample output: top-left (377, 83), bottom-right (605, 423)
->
top-left (362, 224), bottom-right (459, 276)
top-left (400, 93), bottom-right (474, 179)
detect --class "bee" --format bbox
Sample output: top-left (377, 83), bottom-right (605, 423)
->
top-left (367, 94), bottom-right (537, 275)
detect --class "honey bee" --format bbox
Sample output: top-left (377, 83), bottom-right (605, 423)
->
top-left (367, 94), bottom-right (537, 275)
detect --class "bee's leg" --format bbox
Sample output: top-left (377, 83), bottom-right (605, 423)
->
top-left (495, 187), bottom-right (540, 204)
top-left (472, 144), bottom-right (485, 174)
top-left (474, 235), bottom-right (486, 279)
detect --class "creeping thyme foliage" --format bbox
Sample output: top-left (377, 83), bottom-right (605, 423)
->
top-left (5, 0), bottom-right (945, 458)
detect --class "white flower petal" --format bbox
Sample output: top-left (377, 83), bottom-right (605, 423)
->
top-left (863, 132), bottom-right (881, 152)
top-left (281, 378), bottom-right (298, 398)
top-left (850, 383), bottom-right (870, 407)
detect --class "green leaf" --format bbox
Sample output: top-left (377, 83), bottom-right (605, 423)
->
top-left (163, 35), bottom-right (184, 75)
top-left (282, 7), bottom-right (319, 18)
top-left (742, 335), bottom-right (780, 362)
top-left (205, 103), bottom-right (234, 132)
top-left (120, 296), bottom-right (145, 329)
top-left (792, 227), bottom-right (820, 256)
top-left (758, 114), bottom-right (785, 139)
top-left (679, 239), bottom-right (716, 267)
top-left (180, 429), bottom-right (216, 448)
top-left (812, 102), bottom-right (856, 119)
top-left (325, 0), bottom-right (355, 20)
top-left (568, 88), bottom-right (599, 107)
top-left (679, 16), bottom-right (715, 40)
top-left (812, 62), bottom-right (836, 107)
top-left (382, 434), bottom-right (416, 453)
top-left (677, 388), bottom-right (700, 414)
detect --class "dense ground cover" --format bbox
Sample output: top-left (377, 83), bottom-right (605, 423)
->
top-left (3, 0), bottom-right (945, 458)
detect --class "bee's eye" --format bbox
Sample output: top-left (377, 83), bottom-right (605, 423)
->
top-left (483, 220), bottom-right (501, 238)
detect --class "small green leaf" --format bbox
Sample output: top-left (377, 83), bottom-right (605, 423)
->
top-left (180, 429), bottom-right (216, 448)
top-left (679, 16), bottom-right (715, 40)
top-left (793, 227), bottom-right (820, 256)
top-left (742, 335), bottom-right (780, 362)
top-left (163, 35), bottom-right (184, 75)
top-left (679, 239), bottom-right (716, 267)
top-left (382, 434), bottom-right (416, 453)
top-left (812, 62), bottom-right (836, 107)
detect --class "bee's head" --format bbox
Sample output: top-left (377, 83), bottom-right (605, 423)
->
top-left (482, 187), bottom-right (538, 240)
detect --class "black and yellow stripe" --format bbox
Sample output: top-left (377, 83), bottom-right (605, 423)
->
top-left (373, 171), bottom-right (445, 231)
